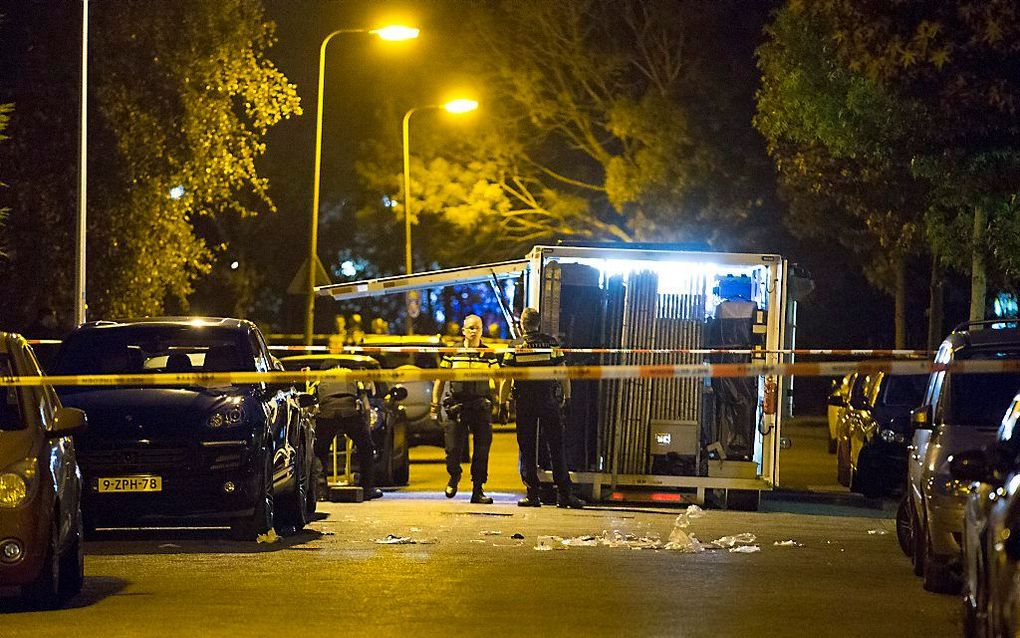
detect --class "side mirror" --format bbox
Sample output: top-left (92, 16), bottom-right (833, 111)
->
top-left (910, 406), bottom-right (932, 430)
top-left (297, 393), bottom-right (317, 409)
top-left (387, 386), bottom-right (409, 402)
top-left (48, 407), bottom-right (86, 438)
top-left (948, 448), bottom-right (996, 484)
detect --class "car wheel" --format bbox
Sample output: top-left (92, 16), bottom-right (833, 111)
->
top-left (923, 531), bottom-right (961, 594)
top-left (23, 516), bottom-right (61, 609)
top-left (912, 509), bottom-right (926, 577)
top-left (58, 503), bottom-right (85, 597)
top-left (896, 496), bottom-right (913, 557)
top-left (232, 453), bottom-right (274, 541)
top-left (277, 444), bottom-right (309, 533)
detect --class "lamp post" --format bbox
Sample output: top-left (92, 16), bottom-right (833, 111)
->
top-left (303, 25), bottom-right (420, 347)
top-left (401, 99), bottom-right (478, 334)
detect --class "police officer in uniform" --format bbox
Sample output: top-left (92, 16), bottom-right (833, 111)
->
top-left (501, 308), bottom-right (585, 509)
top-left (431, 314), bottom-right (498, 504)
top-left (313, 370), bottom-right (382, 500)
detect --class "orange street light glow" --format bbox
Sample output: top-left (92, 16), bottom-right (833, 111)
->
top-left (443, 99), bottom-right (479, 114)
top-left (371, 26), bottom-right (420, 41)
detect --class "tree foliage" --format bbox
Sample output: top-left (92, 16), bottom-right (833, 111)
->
top-left (0, 1), bottom-right (299, 324)
top-left (354, 0), bottom-right (775, 270)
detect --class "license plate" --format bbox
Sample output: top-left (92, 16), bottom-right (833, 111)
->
top-left (97, 476), bottom-right (162, 493)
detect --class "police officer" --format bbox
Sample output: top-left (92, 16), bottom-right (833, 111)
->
top-left (431, 314), bottom-right (498, 504)
top-left (313, 370), bottom-right (382, 500)
top-left (501, 308), bottom-right (585, 508)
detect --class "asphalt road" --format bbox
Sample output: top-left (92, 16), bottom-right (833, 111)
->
top-left (0, 424), bottom-right (957, 637)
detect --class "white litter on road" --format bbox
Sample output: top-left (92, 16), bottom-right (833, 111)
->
top-left (256, 529), bottom-right (279, 544)
top-left (711, 533), bottom-right (757, 548)
top-left (374, 534), bottom-right (436, 545)
top-left (866, 529), bottom-right (888, 535)
top-left (773, 540), bottom-right (804, 547)
top-left (729, 545), bottom-right (761, 553)
top-left (480, 530), bottom-right (502, 536)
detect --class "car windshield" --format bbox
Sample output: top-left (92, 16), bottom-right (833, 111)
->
top-left (880, 374), bottom-right (927, 407)
top-left (945, 349), bottom-right (1020, 426)
top-left (280, 357), bottom-right (380, 371)
top-left (0, 356), bottom-right (24, 431)
top-left (370, 347), bottom-right (440, 370)
top-left (52, 326), bottom-right (256, 378)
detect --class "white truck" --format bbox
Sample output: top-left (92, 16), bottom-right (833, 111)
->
top-left (319, 244), bottom-right (795, 509)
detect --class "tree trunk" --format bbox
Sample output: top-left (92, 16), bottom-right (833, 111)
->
top-left (970, 205), bottom-right (987, 322)
top-left (927, 252), bottom-right (944, 351)
top-left (893, 256), bottom-right (906, 349)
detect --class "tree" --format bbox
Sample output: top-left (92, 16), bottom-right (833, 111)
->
top-left (794, 0), bottom-right (1020, 323)
top-left (0, 1), bottom-right (300, 324)
top-left (756, 4), bottom-right (928, 347)
top-left (355, 0), bottom-right (778, 270)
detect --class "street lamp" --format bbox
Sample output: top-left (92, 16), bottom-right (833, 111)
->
top-left (401, 99), bottom-right (479, 277)
top-left (304, 25), bottom-right (420, 347)
top-left (401, 99), bottom-right (478, 335)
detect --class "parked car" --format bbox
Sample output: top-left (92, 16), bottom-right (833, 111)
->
top-left (836, 371), bottom-right (927, 498)
top-left (906, 321), bottom-right (1020, 593)
top-left (358, 334), bottom-right (446, 447)
top-left (834, 371), bottom-right (869, 486)
top-left (279, 354), bottom-right (410, 486)
top-left (952, 391), bottom-right (1020, 637)
top-left (827, 372), bottom-right (857, 454)
top-left (50, 318), bottom-right (316, 540)
top-left (0, 332), bottom-right (87, 607)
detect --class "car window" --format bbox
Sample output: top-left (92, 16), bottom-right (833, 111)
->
top-left (53, 326), bottom-right (257, 380)
top-left (880, 374), bottom-right (927, 407)
top-left (0, 356), bottom-right (25, 431)
top-left (848, 373), bottom-right (871, 409)
top-left (941, 349), bottom-right (1020, 427)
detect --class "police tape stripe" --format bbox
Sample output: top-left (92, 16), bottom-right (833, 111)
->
top-left (24, 339), bottom-right (930, 357)
top-left (2, 359), bottom-right (1017, 387)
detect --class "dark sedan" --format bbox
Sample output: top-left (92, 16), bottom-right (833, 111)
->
top-left (51, 318), bottom-right (316, 539)
top-left (0, 332), bottom-right (87, 607)
top-left (838, 371), bottom-right (927, 498)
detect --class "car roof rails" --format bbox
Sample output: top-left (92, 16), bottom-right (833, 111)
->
top-left (951, 319), bottom-right (1020, 332)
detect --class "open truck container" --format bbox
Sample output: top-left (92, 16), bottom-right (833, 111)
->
top-left (319, 244), bottom-right (792, 509)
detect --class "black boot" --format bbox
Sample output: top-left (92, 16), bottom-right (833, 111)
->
top-left (471, 484), bottom-right (493, 504)
top-left (518, 490), bottom-right (542, 508)
top-left (445, 475), bottom-right (459, 499)
top-left (557, 493), bottom-right (586, 509)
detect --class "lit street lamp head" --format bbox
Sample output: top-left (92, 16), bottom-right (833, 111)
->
top-left (444, 99), bottom-right (479, 114)
top-left (371, 25), bottom-right (421, 41)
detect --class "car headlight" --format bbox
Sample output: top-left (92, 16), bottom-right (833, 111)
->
top-left (207, 406), bottom-right (245, 428)
top-left (0, 459), bottom-right (38, 509)
top-left (879, 428), bottom-right (905, 444)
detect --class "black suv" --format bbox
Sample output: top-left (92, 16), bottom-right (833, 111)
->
top-left (51, 318), bottom-right (316, 539)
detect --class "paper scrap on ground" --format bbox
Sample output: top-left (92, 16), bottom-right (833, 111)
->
top-left (729, 545), bottom-right (761, 553)
top-left (711, 533), bottom-right (757, 548)
top-left (256, 529), bottom-right (279, 544)
top-left (866, 529), bottom-right (888, 535)
top-left (480, 530), bottom-right (502, 536)
top-left (374, 534), bottom-right (436, 545)
top-left (773, 540), bottom-right (804, 547)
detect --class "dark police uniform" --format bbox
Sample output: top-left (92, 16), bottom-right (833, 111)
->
top-left (314, 378), bottom-right (379, 497)
top-left (439, 345), bottom-right (499, 486)
top-left (502, 331), bottom-right (573, 499)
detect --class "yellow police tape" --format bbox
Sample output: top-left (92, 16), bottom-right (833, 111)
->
top-left (3, 359), bottom-right (1020, 387)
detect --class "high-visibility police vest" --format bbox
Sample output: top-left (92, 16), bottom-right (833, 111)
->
top-left (440, 342), bottom-right (499, 401)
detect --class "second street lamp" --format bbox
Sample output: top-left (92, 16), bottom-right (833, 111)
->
top-left (400, 99), bottom-right (479, 278)
top-left (303, 25), bottom-right (420, 347)
top-left (401, 99), bottom-right (478, 335)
